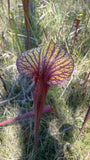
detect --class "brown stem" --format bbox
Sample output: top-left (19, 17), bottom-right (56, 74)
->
top-left (83, 72), bottom-right (90, 88)
top-left (7, 0), bottom-right (11, 24)
top-left (0, 104), bottom-right (53, 126)
top-left (0, 75), bottom-right (8, 94)
top-left (71, 19), bottom-right (80, 54)
top-left (78, 106), bottom-right (90, 137)
top-left (22, 0), bottom-right (31, 49)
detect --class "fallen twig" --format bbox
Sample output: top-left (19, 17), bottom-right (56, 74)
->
top-left (0, 93), bottom-right (20, 105)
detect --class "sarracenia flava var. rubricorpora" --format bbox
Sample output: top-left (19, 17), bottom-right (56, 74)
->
top-left (16, 40), bottom-right (74, 150)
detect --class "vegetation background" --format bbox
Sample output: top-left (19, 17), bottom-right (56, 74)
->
top-left (0, 0), bottom-right (90, 159)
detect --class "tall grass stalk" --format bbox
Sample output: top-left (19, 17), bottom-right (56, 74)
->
top-left (10, 11), bottom-right (22, 53)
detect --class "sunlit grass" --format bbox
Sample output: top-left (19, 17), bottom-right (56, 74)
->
top-left (0, 0), bottom-right (90, 159)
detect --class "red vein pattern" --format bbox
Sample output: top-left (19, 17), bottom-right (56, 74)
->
top-left (16, 40), bottom-right (74, 150)
top-left (16, 40), bottom-right (74, 85)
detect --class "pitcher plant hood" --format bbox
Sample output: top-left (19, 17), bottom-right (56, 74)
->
top-left (16, 40), bottom-right (74, 150)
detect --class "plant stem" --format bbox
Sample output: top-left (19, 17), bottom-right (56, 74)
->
top-left (0, 104), bottom-right (53, 126)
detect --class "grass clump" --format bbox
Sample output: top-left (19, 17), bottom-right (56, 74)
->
top-left (0, 0), bottom-right (90, 159)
